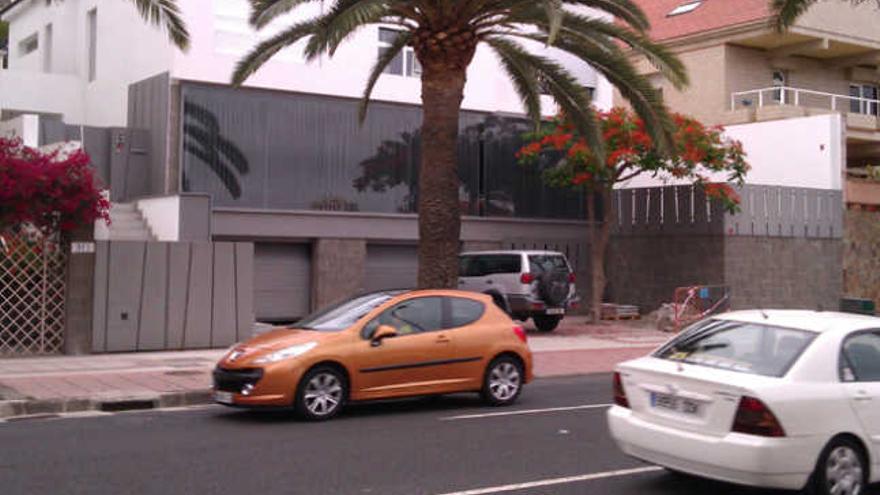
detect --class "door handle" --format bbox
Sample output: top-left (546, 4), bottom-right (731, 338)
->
top-left (436, 335), bottom-right (451, 344)
top-left (854, 391), bottom-right (873, 402)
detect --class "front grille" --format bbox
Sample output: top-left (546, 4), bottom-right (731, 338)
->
top-left (213, 367), bottom-right (264, 393)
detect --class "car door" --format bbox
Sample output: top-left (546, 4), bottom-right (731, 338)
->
top-left (840, 330), bottom-right (880, 452)
top-left (440, 296), bottom-right (492, 385)
top-left (353, 297), bottom-right (459, 399)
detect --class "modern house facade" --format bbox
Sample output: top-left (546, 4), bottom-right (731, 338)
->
top-left (612, 0), bottom-right (880, 309)
top-left (0, 0), bottom-right (614, 326)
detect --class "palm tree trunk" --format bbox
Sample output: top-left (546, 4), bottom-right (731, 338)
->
top-left (417, 63), bottom-right (467, 289)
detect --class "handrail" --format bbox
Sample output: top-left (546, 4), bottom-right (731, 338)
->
top-left (730, 86), bottom-right (880, 112)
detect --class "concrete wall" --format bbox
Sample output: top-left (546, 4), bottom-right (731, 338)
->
top-left (90, 240), bottom-right (254, 353)
top-left (311, 239), bottom-right (367, 310)
top-left (844, 207), bottom-right (880, 308)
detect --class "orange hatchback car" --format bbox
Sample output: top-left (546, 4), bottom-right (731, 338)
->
top-left (213, 289), bottom-right (533, 420)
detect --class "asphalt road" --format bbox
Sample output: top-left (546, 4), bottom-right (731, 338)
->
top-left (0, 374), bottom-right (876, 495)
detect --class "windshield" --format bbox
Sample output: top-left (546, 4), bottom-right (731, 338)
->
top-left (654, 318), bottom-right (817, 377)
top-left (294, 292), bottom-right (401, 332)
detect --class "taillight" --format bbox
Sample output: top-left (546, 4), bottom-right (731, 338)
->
top-left (568, 272), bottom-right (576, 283)
top-left (520, 273), bottom-right (535, 284)
top-left (613, 372), bottom-right (629, 408)
top-left (731, 396), bottom-right (785, 437)
top-left (513, 326), bottom-right (528, 343)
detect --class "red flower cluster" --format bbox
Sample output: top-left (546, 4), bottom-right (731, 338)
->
top-left (0, 138), bottom-right (110, 234)
top-left (516, 107), bottom-right (750, 213)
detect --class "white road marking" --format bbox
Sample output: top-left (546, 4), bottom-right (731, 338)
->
top-left (440, 403), bottom-right (612, 421)
top-left (435, 466), bottom-right (663, 495)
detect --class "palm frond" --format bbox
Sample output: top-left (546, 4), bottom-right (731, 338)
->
top-left (302, 0), bottom-right (392, 60)
top-left (358, 30), bottom-right (413, 122)
top-left (770, 0), bottom-right (817, 31)
top-left (487, 37), bottom-right (604, 162)
top-left (130, 0), bottom-right (189, 50)
top-left (231, 21), bottom-right (317, 85)
top-left (248, 0), bottom-right (319, 29)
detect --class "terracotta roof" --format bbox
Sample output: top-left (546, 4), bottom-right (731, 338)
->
top-left (631, 0), bottom-right (772, 42)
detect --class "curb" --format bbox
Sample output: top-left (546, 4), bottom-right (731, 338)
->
top-left (0, 389), bottom-right (214, 421)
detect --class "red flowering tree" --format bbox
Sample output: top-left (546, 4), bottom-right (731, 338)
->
top-left (518, 108), bottom-right (749, 321)
top-left (0, 138), bottom-right (110, 241)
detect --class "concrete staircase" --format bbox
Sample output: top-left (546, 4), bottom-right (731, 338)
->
top-left (106, 203), bottom-right (156, 241)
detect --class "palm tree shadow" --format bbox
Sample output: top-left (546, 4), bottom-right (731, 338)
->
top-left (182, 101), bottom-right (250, 199)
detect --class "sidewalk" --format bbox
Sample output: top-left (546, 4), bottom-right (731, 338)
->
top-left (0, 317), bottom-right (670, 419)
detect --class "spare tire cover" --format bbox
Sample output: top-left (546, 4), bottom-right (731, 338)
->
top-left (539, 270), bottom-right (570, 306)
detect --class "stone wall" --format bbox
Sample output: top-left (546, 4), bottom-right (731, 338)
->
top-left (844, 208), bottom-right (880, 308)
top-left (724, 237), bottom-right (842, 310)
top-left (607, 236), bottom-right (725, 313)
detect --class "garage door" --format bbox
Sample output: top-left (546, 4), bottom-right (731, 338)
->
top-left (365, 245), bottom-right (418, 292)
top-left (254, 243), bottom-right (311, 322)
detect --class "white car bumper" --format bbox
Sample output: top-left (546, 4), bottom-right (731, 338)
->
top-left (607, 405), bottom-right (820, 490)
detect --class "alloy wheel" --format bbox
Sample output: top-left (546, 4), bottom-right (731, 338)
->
top-left (489, 362), bottom-right (521, 401)
top-left (825, 445), bottom-right (863, 495)
top-left (303, 372), bottom-right (343, 417)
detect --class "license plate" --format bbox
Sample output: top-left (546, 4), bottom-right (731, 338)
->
top-left (214, 391), bottom-right (234, 405)
top-left (650, 392), bottom-right (699, 415)
top-left (546, 308), bottom-right (565, 315)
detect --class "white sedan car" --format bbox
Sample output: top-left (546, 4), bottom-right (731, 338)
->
top-left (608, 310), bottom-right (880, 495)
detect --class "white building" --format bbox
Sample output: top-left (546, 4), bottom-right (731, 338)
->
top-left (0, 0), bottom-right (612, 128)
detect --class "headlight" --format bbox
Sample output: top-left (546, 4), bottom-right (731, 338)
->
top-left (254, 342), bottom-right (318, 364)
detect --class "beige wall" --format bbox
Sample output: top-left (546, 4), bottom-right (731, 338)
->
top-left (614, 45), bottom-right (728, 123)
top-left (794, 0), bottom-right (880, 49)
top-left (616, 42), bottom-right (879, 126)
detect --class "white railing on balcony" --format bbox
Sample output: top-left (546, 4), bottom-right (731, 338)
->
top-left (730, 86), bottom-right (880, 115)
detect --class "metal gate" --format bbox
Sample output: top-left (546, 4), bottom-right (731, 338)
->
top-left (0, 231), bottom-right (67, 356)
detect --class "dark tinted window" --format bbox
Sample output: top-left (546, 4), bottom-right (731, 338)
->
top-left (459, 255), bottom-right (521, 277)
top-left (529, 255), bottom-right (569, 274)
top-left (655, 319), bottom-right (816, 377)
top-left (362, 297), bottom-right (444, 339)
top-left (841, 332), bottom-right (880, 382)
top-left (449, 298), bottom-right (486, 327)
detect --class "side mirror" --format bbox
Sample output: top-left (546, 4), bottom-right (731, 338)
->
top-left (371, 325), bottom-right (397, 347)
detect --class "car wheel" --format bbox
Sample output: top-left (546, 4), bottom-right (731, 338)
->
top-left (481, 356), bottom-right (524, 406)
top-left (810, 437), bottom-right (867, 495)
top-left (534, 315), bottom-right (562, 332)
top-left (294, 366), bottom-right (347, 421)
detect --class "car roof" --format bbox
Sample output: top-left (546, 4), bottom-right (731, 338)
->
top-left (714, 309), bottom-right (880, 333)
top-left (460, 250), bottom-right (566, 256)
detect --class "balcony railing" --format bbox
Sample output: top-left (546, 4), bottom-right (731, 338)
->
top-left (730, 86), bottom-right (879, 115)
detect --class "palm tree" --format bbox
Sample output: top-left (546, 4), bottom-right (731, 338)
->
top-left (771, 0), bottom-right (879, 30)
top-left (43, 0), bottom-right (188, 49)
top-left (232, 0), bottom-right (687, 289)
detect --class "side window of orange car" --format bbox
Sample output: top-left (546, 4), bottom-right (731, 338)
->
top-left (447, 298), bottom-right (486, 328)
top-left (361, 297), bottom-right (444, 339)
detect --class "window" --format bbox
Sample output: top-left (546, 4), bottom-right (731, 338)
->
top-left (841, 332), bottom-right (880, 382)
top-left (87, 9), bottom-right (97, 82)
top-left (668, 1), bottom-right (702, 16)
top-left (43, 24), bottom-right (52, 73)
top-left (655, 319), bottom-right (817, 377)
top-left (849, 84), bottom-right (879, 116)
top-left (18, 33), bottom-right (38, 57)
top-left (459, 254), bottom-right (522, 277)
top-left (771, 70), bottom-right (788, 104)
top-left (448, 298), bottom-right (486, 328)
top-left (379, 27), bottom-right (421, 77)
top-left (528, 255), bottom-right (569, 274)
top-left (296, 292), bottom-right (398, 332)
top-left (362, 297), bottom-right (444, 338)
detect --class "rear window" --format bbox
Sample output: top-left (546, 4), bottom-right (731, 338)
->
top-left (459, 255), bottom-right (521, 277)
top-left (654, 319), bottom-right (816, 377)
top-left (448, 297), bottom-right (486, 327)
top-left (528, 255), bottom-right (569, 273)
